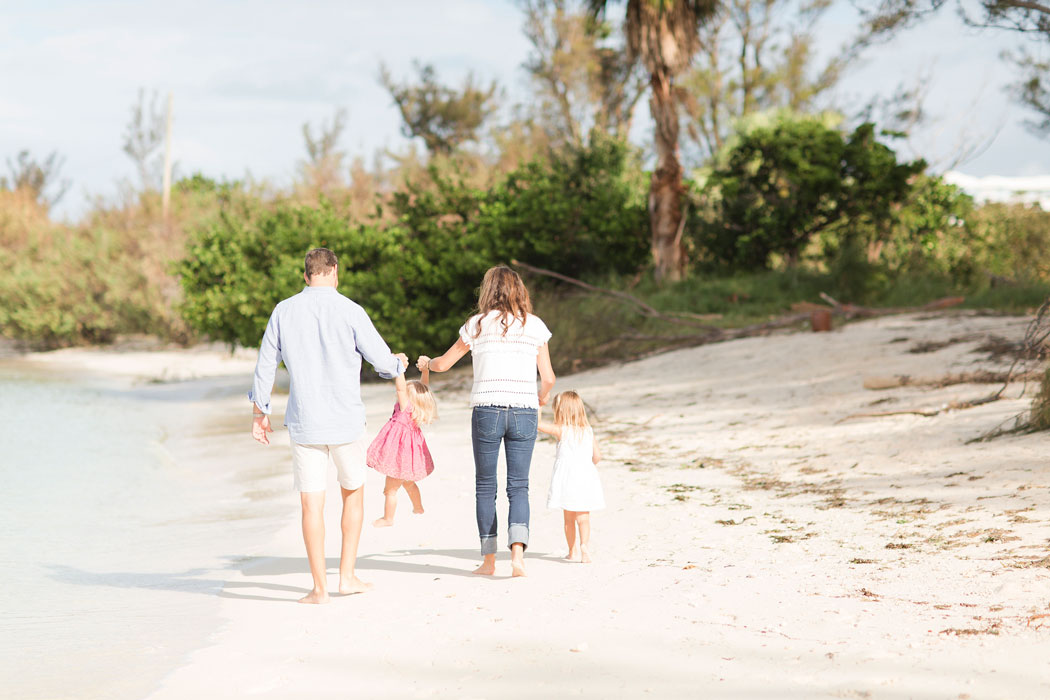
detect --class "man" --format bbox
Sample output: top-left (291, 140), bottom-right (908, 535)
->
top-left (249, 248), bottom-right (407, 604)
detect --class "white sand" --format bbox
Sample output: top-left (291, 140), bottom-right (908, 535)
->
top-left (27, 312), bottom-right (1050, 698)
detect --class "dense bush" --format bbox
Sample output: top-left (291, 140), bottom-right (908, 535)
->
top-left (0, 191), bottom-right (163, 347)
top-left (177, 135), bottom-right (650, 356)
top-left (694, 114), bottom-right (924, 269)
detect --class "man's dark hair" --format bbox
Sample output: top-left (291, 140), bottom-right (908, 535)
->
top-left (305, 248), bottom-right (338, 279)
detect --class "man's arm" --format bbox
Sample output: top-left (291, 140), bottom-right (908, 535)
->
top-left (352, 307), bottom-right (405, 378)
top-left (249, 309), bottom-right (281, 445)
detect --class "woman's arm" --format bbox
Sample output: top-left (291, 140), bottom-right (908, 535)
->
top-left (591, 435), bottom-right (602, 465)
top-left (417, 337), bottom-right (469, 374)
top-left (536, 343), bottom-right (556, 407)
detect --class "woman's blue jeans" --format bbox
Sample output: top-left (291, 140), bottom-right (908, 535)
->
top-left (471, 405), bottom-right (538, 555)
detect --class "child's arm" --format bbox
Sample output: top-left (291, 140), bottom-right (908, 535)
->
top-left (420, 364), bottom-right (430, 387)
top-left (394, 369), bottom-right (411, 411)
top-left (591, 434), bottom-right (602, 464)
top-left (537, 420), bottom-right (561, 440)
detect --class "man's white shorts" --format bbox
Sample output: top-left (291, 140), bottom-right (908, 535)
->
top-left (290, 441), bottom-right (367, 492)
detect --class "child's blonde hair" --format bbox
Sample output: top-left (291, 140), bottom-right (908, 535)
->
top-left (406, 380), bottom-right (438, 426)
top-left (552, 391), bottom-right (589, 430)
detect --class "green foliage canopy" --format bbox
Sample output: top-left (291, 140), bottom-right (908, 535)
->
top-left (177, 135), bottom-right (648, 356)
top-left (695, 114), bottom-right (925, 269)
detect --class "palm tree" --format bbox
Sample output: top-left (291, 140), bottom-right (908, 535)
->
top-left (588, 0), bottom-right (717, 281)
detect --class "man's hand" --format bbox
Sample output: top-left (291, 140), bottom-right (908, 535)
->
top-left (538, 392), bottom-right (550, 407)
top-left (251, 414), bottom-right (273, 445)
top-left (394, 352), bottom-right (409, 371)
top-left (416, 355), bottom-right (431, 372)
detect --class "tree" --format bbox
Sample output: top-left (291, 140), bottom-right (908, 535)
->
top-left (680, 0), bottom-right (854, 159)
top-left (1, 150), bottom-right (70, 209)
top-left (857, 0), bottom-right (1050, 136)
top-left (588, 0), bottom-right (720, 282)
top-left (521, 0), bottom-right (647, 145)
top-left (696, 113), bottom-right (925, 269)
top-left (299, 108), bottom-right (348, 198)
top-left (379, 61), bottom-right (501, 155)
top-left (123, 88), bottom-right (166, 191)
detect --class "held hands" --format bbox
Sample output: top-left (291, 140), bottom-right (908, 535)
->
top-left (251, 414), bottom-right (273, 445)
top-left (416, 355), bottom-right (432, 372)
top-left (394, 352), bottom-right (409, 371)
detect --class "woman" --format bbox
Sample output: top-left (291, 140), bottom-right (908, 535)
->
top-left (417, 266), bottom-right (555, 577)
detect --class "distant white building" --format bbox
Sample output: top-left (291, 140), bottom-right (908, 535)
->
top-left (944, 172), bottom-right (1050, 210)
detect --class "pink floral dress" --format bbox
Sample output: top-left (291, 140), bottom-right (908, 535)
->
top-left (366, 402), bottom-right (435, 481)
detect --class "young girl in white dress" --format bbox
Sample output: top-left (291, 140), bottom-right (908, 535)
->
top-left (540, 391), bottom-right (604, 563)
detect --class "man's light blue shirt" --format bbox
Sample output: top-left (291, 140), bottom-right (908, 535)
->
top-left (248, 286), bottom-right (404, 445)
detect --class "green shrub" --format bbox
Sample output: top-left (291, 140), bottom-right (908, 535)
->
top-left (0, 225), bottom-right (159, 348)
top-left (178, 136), bottom-right (650, 357)
top-left (694, 113), bottom-right (923, 270)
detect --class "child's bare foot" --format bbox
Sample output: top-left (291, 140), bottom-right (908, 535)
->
top-left (566, 547), bottom-right (581, 561)
top-left (373, 517), bottom-right (393, 528)
top-left (298, 589), bottom-right (330, 605)
top-left (412, 507), bottom-right (424, 514)
top-left (338, 576), bottom-right (373, 595)
top-left (473, 555), bottom-right (496, 575)
top-left (580, 546), bottom-right (592, 563)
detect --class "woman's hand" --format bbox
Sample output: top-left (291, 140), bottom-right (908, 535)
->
top-left (416, 355), bottom-right (431, 372)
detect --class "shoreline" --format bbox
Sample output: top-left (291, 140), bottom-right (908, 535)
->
top-left (8, 311), bottom-right (1050, 698)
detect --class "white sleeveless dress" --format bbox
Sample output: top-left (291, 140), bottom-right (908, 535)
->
top-left (546, 427), bottom-right (605, 511)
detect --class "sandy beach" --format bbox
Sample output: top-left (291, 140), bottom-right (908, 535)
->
top-left (12, 311), bottom-right (1050, 699)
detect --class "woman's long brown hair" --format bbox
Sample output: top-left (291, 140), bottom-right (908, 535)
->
top-left (470, 265), bottom-right (532, 338)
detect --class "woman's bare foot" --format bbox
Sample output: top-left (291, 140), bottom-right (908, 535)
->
top-left (511, 559), bottom-right (527, 577)
top-left (566, 547), bottom-right (581, 561)
top-left (473, 554), bottom-right (496, 575)
top-left (298, 589), bottom-right (330, 605)
top-left (580, 546), bottom-right (592, 563)
top-left (373, 517), bottom-right (393, 528)
top-left (338, 576), bottom-right (373, 595)
top-left (412, 507), bottom-right (424, 514)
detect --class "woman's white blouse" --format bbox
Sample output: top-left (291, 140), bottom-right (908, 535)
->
top-left (459, 311), bottom-right (552, 408)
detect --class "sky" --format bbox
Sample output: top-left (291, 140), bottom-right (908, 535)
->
top-left (1, 0), bottom-right (1048, 221)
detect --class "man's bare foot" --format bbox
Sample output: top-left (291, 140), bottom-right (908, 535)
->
top-left (373, 517), bottom-right (393, 528)
top-left (412, 507), bottom-right (424, 514)
top-left (511, 559), bottom-right (527, 577)
top-left (338, 576), bottom-right (373, 595)
top-left (566, 547), bottom-right (581, 561)
top-left (580, 546), bottom-right (592, 563)
top-left (298, 589), bottom-right (330, 605)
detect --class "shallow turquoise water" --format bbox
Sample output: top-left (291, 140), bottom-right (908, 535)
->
top-left (0, 367), bottom-right (280, 700)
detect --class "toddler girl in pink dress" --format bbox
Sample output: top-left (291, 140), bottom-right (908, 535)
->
top-left (368, 364), bottom-right (437, 527)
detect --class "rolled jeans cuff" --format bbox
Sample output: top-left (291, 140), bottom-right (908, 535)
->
top-left (480, 535), bottom-right (498, 555)
top-left (508, 523), bottom-right (529, 551)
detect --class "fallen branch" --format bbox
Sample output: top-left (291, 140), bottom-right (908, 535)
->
top-left (819, 292), bottom-right (966, 318)
top-left (863, 370), bottom-right (1042, 390)
top-left (511, 260), bottom-right (720, 331)
top-left (837, 394), bottom-right (1002, 423)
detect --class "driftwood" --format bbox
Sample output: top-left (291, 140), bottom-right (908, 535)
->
top-left (837, 394), bottom-right (1003, 423)
top-left (512, 260), bottom-right (972, 351)
top-left (819, 292), bottom-right (966, 317)
top-left (862, 370), bottom-right (1042, 390)
top-left (510, 260), bottom-right (722, 329)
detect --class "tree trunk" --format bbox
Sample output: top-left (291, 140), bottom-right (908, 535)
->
top-left (648, 70), bottom-right (686, 282)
